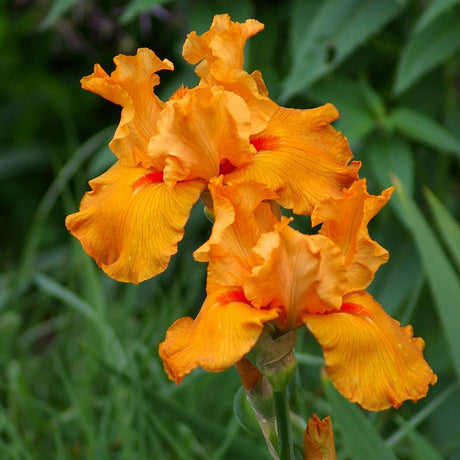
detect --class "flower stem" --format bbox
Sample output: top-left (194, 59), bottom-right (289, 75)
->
top-left (273, 389), bottom-right (294, 460)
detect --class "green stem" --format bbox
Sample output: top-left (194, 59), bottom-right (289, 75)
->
top-left (273, 389), bottom-right (294, 460)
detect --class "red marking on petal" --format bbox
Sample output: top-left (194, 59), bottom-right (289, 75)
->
top-left (250, 135), bottom-right (281, 152)
top-left (132, 171), bottom-right (164, 189)
top-left (318, 302), bottom-right (369, 316)
top-left (219, 158), bottom-right (237, 175)
top-left (340, 302), bottom-right (369, 315)
top-left (216, 289), bottom-right (252, 306)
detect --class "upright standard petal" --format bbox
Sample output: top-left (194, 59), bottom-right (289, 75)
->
top-left (302, 291), bottom-right (437, 411)
top-left (194, 179), bottom-right (279, 291)
top-left (65, 162), bottom-right (204, 283)
top-left (182, 14), bottom-right (275, 133)
top-left (312, 179), bottom-right (393, 291)
top-left (81, 48), bottom-right (173, 166)
top-left (182, 14), bottom-right (264, 81)
top-left (245, 222), bottom-right (347, 330)
top-left (159, 290), bottom-right (279, 384)
top-left (148, 87), bottom-right (253, 185)
top-left (226, 103), bottom-right (361, 214)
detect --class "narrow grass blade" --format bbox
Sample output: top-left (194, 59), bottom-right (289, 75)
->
top-left (386, 382), bottom-right (459, 447)
top-left (394, 415), bottom-right (443, 460)
top-left (33, 273), bottom-right (126, 368)
top-left (6, 127), bottom-right (114, 309)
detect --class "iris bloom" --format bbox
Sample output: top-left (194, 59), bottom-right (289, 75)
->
top-left (66, 14), bottom-right (359, 283)
top-left (159, 179), bottom-right (437, 411)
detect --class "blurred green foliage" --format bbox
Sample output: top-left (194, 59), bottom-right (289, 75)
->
top-left (1, 0), bottom-right (459, 458)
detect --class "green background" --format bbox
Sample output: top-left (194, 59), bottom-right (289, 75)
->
top-left (1, 0), bottom-right (459, 458)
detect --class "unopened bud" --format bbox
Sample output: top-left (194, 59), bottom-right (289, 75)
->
top-left (303, 414), bottom-right (337, 460)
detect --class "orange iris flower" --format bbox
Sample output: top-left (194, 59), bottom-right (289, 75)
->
top-left (65, 14), bottom-right (359, 283)
top-left (159, 179), bottom-right (437, 411)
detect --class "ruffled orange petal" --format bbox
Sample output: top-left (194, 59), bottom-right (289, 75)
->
top-left (302, 291), bottom-right (437, 411)
top-left (212, 69), bottom-right (278, 134)
top-left (194, 179), bottom-right (279, 292)
top-left (183, 14), bottom-right (275, 134)
top-left (226, 103), bottom-right (361, 214)
top-left (246, 223), bottom-right (347, 329)
top-left (148, 87), bottom-right (253, 185)
top-left (183, 14), bottom-right (264, 81)
top-left (65, 162), bottom-right (204, 283)
top-left (159, 290), bottom-right (279, 383)
top-left (312, 179), bottom-right (393, 292)
top-left (81, 48), bottom-right (173, 167)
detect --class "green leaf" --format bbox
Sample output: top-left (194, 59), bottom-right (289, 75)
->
top-left (393, 177), bottom-right (460, 380)
top-left (394, 13), bottom-right (460, 94)
top-left (368, 136), bottom-right (414, 228)
top-left (389, 107), bottom-right (460, 158)
top-left (415, 0), bottom-right (460, 33)
top-left (332, 0), bottom-right (406, 64)
top-left (281, 0), bottom-right (405, 101)
top-left (323, 376), bottom-right (398, 460)
top-left (119, 0), bottom-right (170, 24)
top-left (369, 136), bottom-right (414, 196)
top-left (424, 189), bottom-right (460, 271)
top-left (288, 0), bottom-right (321, 55)
top-left (308, 77), bottom-right (378, 143)
top-left (359, 79), bottom-right (387, 121)
top-left (369, 238), bottom-right (423, 318)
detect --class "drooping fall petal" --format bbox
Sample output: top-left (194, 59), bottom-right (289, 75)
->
top-left (302, 291), bottom-right (437, 411)
top-left (65, 162), bottom-right (204, 283)
top-left (194, 179), bottom-right (279, 291)
top-left (226, 103), bottom-right (361, 214)
top-left (148, 87), bottom-right (253, 186)
top-left (312, 179), bottom-right (393, 292)
top-left (303, 414), bottom-right (337, 460)
top-left (159, 290), bottom-right (279, 383)
top-left (81, 48), bottom-right (173, 167)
